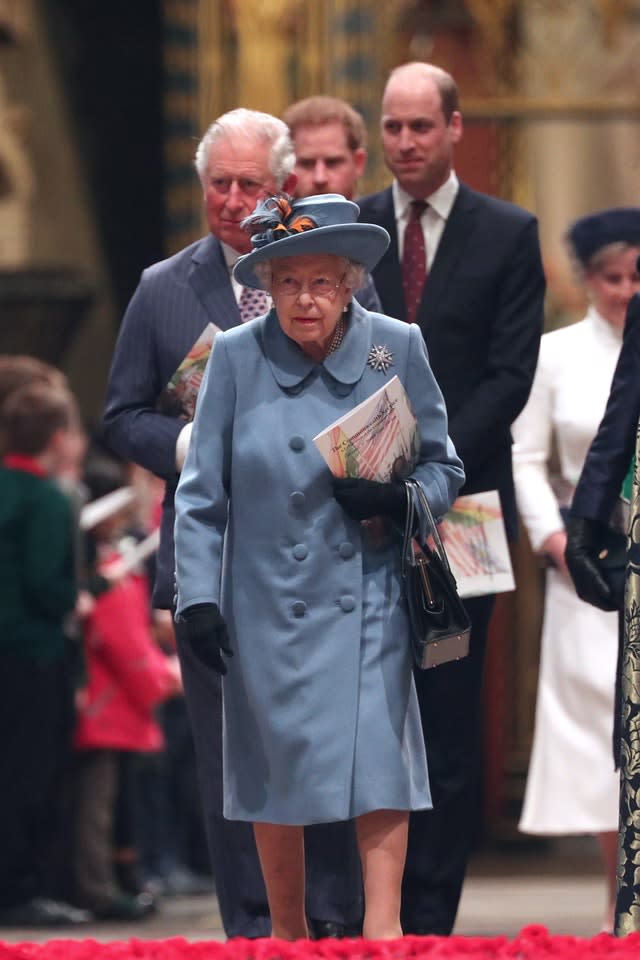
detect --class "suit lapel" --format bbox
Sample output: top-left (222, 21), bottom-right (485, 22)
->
top-left (369, 190), bottom-right (407, 323)
top-left (419, 184), bottom-right (477, 325)
top-left (188, 235), bottom-right (240, 331)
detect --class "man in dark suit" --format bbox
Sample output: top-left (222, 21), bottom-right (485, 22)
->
top-left (283, 95), bottom-right (367, 201)
top-left (283, 94), bottom-right (380, 315)
top-left (358, 62), bottom-right (546, 935)
top-left (102, 107), bottom-right (363, 939)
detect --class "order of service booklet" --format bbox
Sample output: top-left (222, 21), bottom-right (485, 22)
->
top-left (438, 489), bottom-right (515, 598)
top-left (156, 322), bottom-right (221, 421)
top-left (312, 375), bottom-right (420, 481)
top-left (313, 378), bottom-right (514, 597)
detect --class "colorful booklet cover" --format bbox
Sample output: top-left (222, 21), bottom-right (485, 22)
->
top-left (439, 490), bottom-right (515, 598)
top-left (156, 322), bottom-right (220, 421)
top-left (312, 375), bottom-right (420, 481)
top-left (313, 381), bottom-right (513, 596)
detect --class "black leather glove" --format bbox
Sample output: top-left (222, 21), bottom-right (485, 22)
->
top-left (332, 477), bottom-right (407, 524)
top-left (174, 603), bottom-right (233, 675)
top-left (564, 515), bottom-right (618, 612)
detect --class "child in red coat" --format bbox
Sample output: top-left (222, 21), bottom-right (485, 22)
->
top-left (72, 457), bottom-right (181, 920)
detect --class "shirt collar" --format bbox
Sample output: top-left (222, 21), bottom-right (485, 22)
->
top-left (392, 170), bottom-right (459, 222)
top-left (586, 304), bottom-right (624, 345)
top-left (262, 300), bottom-right (372, 389)
top-left (222, 242), bottom-right (242, 274)
top-left (3, 453), bottom-right (47, 477)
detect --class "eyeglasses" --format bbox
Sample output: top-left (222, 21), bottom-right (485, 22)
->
top-left (208, 177), bottom-right (266, 198)
top-left (271, 274), bottom-right (345, 300)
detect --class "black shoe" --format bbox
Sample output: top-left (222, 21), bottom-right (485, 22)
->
top-left (308, 918), bottom-right (362, 940)
top-left (114, 860), bottom-right (142, 896)
top-left (0, 897), bottom-right (92, 927)
top-left (93, 891), bottom-right (157, 922)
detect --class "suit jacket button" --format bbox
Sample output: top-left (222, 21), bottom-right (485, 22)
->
top-left (340, 595), bottom-right (356, 612)
top-left (292, 544), bottom-right (308, 561)
top-left (292, 600), bottom-right (307, 618)
top-left (338, 542), bottom-right (354, 559)
top-left (289, 435), bottom-right (305, 451)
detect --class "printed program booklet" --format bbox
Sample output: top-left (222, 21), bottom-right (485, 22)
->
top-left (313, 380), bottom-right (513, 596)
top-left (156, 322), bottom-right (220, 420)
top-left (312, 375), bottom-right (420, 481)
top-left (439, 490), bottom-right (515, 598)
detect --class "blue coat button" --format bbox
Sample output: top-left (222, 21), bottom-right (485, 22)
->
top-left (338, 542), bottom-right (354, 559)
top-left (289, 435), bottom-right (305, 451)
top-left (290, 491), bottom-right (306, 508)
top-left (292, 600), bottom-right (307, 618)
top-left (292, 544), bottom-right (308, 561)
top-left (340, 595), bottom-right (356, 612)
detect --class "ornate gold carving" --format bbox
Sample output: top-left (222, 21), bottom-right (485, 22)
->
top-left (462, 95), bottom-right (640, 119)
top-left (229, 0), bottom-right (303, 113)
top-left (597, 0), bottom-right (634, 47)
top-left (464, 0), bottom-right (519, 91)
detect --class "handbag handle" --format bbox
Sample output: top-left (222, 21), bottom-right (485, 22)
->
top-left (401, 478), bottom-right (453, 578)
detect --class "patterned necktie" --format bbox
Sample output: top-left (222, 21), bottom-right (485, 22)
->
top-left (239, 285), bottom-right (269, 324)
top-left (402, 199), bottom-right (428, 324)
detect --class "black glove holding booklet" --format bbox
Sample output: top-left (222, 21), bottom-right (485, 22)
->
top-left (332, 477), bottom-right (407, 524)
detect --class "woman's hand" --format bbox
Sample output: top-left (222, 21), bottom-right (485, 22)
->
top-left (174, 603), bottom-right (233, 674)
top-left (541, 530), bottom-right (568, 577)
top-left (332, 477), bottom-right (407, 524)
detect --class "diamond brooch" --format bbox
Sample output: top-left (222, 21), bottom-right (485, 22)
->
top-left (367, 344), bottom-right (394, 373)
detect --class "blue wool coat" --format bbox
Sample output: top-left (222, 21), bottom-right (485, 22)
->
top-left (174, 300), bottom-right (465, 825)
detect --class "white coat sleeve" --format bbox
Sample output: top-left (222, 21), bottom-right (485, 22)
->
top-left (512, 336), bottom-right (564, 552)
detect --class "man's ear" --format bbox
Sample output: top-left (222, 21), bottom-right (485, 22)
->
top-left (449, 111), bottom-right (463, 145)
top-left (353, 148), bottom-right (367, 180)
top-left (282, 171), bottom-right (297, 195)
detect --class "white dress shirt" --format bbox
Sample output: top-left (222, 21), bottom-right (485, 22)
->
top-left (223, 242), bottom-right (245, 303)
top-left (392, 171), bottom-right (459, 269)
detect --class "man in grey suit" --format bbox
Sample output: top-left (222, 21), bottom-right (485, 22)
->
top-left (358, 63), bottom-right (545, 936)
top-left (102, 108), bottom-right (363, 938)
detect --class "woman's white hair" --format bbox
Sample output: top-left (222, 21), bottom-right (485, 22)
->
top-left (195, 108), bottom-right (295, 187)
top-left (569, 240), bottom-right (638, 284)
top-left (254, 258), bottom-right (366, 293)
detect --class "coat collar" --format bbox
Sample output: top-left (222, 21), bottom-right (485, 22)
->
top-left (262, 299), bottom-right (373, 389)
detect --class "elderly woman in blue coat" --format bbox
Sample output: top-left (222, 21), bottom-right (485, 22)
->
top-left (174, 193), bottom-right (464, 940)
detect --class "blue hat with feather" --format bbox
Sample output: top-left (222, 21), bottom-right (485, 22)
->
top-left (233, 193), bottom-right (390, 290)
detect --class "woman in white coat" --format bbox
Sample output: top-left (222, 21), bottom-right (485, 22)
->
top-left (173, 193), bottom-right (464, 940)
top-left (512, 208), bottom-right (640, 928)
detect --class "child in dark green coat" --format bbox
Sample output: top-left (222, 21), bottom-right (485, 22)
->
top-left (0, 379), bottom-right (90, 927)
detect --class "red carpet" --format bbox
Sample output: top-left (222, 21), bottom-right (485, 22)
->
top-left (1, 928), bottom-right (640, 959)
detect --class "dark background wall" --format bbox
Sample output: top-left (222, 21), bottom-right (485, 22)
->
top-left (42, 0), bottom-right (165, 317)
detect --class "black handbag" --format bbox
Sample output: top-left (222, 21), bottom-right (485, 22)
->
top-left (401, 479), bottom-right (471, 669)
